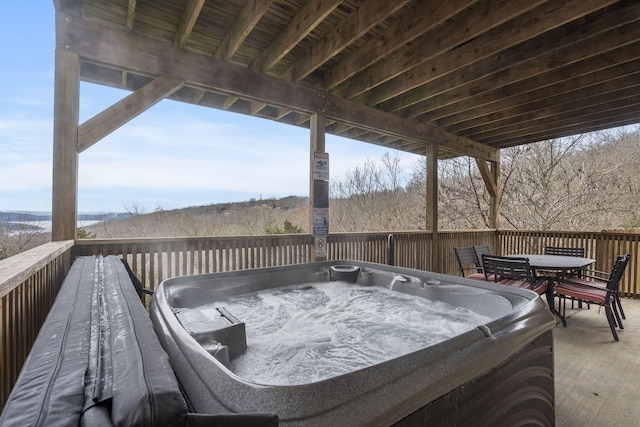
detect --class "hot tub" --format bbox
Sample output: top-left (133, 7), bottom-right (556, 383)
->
top-left (150, 260), bottom-right (555, 426)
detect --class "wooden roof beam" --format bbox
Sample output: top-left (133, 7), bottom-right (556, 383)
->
top-left (217, 0), bottom-right (273, 109)
top-left (214, 0), bottom-right (274, 60)
top-left (384, 2), bottom-right (640, 116)
top-left (332, 0), bottom-right (546, 99)
top-left (243, 0), bottom-right (341, 119)
top-left (344, 0), bottom-right (614, 105)
top-left (324, 0), bottom-right (479, 90)
top-left (126, 0), bottom-right (136, 30)
top-left (488, 112), bottom-right (640, 148)
top-left (250, 0), bottom-right (342, 72)
top-left (174, 0), bottom-right (205, 47)
top-left (467, 86), bottom-right (640, 142)
top-left (58, 12), bottom-right (497, 161)
top-left (436, 61), bottom-right (640, 132)
top-left (477, 95), bottom-right (640, 145)
top-left (285, 0), bottom-right (411, 82)
top-left (393, 4), bottom-right (640, 118)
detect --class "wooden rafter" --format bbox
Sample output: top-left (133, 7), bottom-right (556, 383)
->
top-left (126, 0), bottom-right (136, 30)
top-left (214, 0), bottom-right (274, 60)
top-left (53, 0), bottom-right (640, 156)
top-left (338, 0), bottom-right (552, 102)
top-left (285, 0), bottom-right (411, 82)
top-left (386, 1), bottom-right (640, 119)
top-left (324, 0), bottom-right (479, 90)
top-left (57, 12), bottom-right (497, 161)
top-left (174, 0), bottom-right (205, 47)
top-left (250, 0), bottom-right (342, 71)
top-left (439, 61), bottom-right (640, 134)
top-left (242, 0), bottom-right (341, 113)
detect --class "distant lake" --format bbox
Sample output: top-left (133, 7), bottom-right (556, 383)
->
top-left (5, 220), bottom-right (101, 235)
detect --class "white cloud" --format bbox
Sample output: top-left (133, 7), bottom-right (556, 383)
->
top-left (78, 109), bottom-right (311, 195)
top-left (2, 80), bottom-right (424, 212)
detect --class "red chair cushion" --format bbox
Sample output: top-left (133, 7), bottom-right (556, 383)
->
top-left (562, 277), bottom-right (607, 290)
top-left (497, 279), bottom-right (547, 295)
top-left (555, 282), bottom-right (607, 305)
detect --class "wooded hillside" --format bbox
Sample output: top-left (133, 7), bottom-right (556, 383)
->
top-left (87, 127), bottom-right (640, 238)
top-left (3, 127), bottom-right (639, 260)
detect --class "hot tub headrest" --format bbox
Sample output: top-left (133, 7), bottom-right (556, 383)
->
top-left (329, 264), bottom-right (361, 283)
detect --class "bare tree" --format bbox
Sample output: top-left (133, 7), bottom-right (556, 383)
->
top-left (0, 213), bottom-right (49, 260)
top-left (330, 152), bottom-right (415, 231)
top-left (435, 127), bottom-right (640, 231)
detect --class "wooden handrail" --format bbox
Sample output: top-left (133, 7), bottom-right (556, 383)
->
top-left (0, 241), bottom-right (74, 409)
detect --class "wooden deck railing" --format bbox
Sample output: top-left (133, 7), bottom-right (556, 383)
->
top-left (0, 241), bottom-right (74, 409)
top-left (2, 229), bottom-right (639, 410)
top-left (499, 230), bottom-right (640, 298)
top-left (74, 235), bottom-right (315, 294)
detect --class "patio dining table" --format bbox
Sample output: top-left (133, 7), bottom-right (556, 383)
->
top-left (505, 254), bottom-right (595, 326)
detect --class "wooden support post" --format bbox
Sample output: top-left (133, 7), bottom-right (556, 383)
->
top-left (52, 49), bottom-right (80, 241)
top-left (489, 157), bottom-right (500, 230)
top-left (426, 143), bottom-right (438, 271)
top-left (310, 113), bottom-right (328, 261)
top-left (475, 156), bottom-right (500, 229)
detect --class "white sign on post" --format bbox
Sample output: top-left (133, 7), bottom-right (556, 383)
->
top-left (313, 151), bottom-right (329, 181)
top-left (313, 208), bottom-right (329, 237)
top-left (315, 236), bottom-right (327, 258)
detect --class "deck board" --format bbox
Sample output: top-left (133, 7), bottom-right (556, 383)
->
top-left (554, 298), bottom-right (640, 426)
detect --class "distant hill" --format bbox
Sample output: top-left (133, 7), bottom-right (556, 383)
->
top-left (1, 197), bottom-right (307, 225)
top-left (158, 196), bottom-right (308, 215)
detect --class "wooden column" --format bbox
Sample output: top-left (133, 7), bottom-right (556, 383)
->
top-left (309, 113), bottom-right (327, 261)
top-left (425, 143), bottom-right (438, 271)
top-left (488, 156), bottom-right (500, 230)
top-left (51, 49), bottom-right (80, 241)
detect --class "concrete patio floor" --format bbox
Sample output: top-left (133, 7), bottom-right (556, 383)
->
top-left (554, 297), bottom-right (640, 427)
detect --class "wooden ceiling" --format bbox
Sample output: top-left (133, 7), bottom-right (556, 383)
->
top-left (53, 0), bottom-right (640, 160)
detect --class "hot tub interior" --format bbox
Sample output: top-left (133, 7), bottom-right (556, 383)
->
top-left (151, 260), bottom-right (555, 426)
top-left (174, 280), bottom-right (496, 385)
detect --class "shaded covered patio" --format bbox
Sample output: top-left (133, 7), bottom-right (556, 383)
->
top-left (554, 298), bottom-right (640, 426)
top-left (2, 0), bottom-right (640, 423)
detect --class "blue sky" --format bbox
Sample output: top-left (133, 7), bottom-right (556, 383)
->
top-left (0, 2), bottom-right (420, 214)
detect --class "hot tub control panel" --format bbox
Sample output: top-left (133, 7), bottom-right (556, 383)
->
top-left (175, 306), bottom-right (247, 367)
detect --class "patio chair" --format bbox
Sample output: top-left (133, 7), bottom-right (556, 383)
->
top-left (554, 254), bottom-right (630, 341)
top-left (473, 245), bottom-right (492, 263)
top-left (481, 254), bottom-right (548, 296)
top-left (543, 246), bottom-right (587, 308)
top-left (453, 246), bottom-right (485, 280)
top-left (558, 253), bottom-right (630, 324)
top-left (544, 246), bottom-right (586, 257)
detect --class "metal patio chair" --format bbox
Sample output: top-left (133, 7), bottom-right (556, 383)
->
top-left (481, 254), bottom-right (548, 296)
top-left (453, 246), bottom-right (485, 280)
top-left (543, 246), bottom-right (587, 308)
top-left (554, 254), bottom-right (630, 341)
top-left (473, 245), bottom-right (492, 264)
